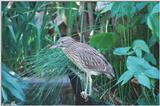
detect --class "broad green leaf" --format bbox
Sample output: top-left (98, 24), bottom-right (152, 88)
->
top-left (147, 14), bottom-right (160, 39)
top-left (126, 56), bottom-right (139, 68)
top-left (149, 35), bottom-right (158, 47)
top-left (135, 74), bottom-right (151, 89)
top-left (113, 47), bottom-right (133, 56)
top-left (135, 48), bottom-right (142, 58)
top-left (150, 3), bottom-right (160, 14)
top-left (147, 2), bottom-right (158, 13)
top-left (3, 82), bottom-right (25, 101)
top-left (89, 32), bottom-right (116, 51)
top-left (135, 2), bottom-right (148, 11)
top-left (147, 3), bottom-right (160, 40)
top-left (145, 69), bottom-right (159, 79)
top-left (133, 40), bottom-right (150, 53)
top-left (127, 56), bottom-right (159, 80)
top-left (127, 56), bottom-right (145, 75)
top-left (121, 71), bottom-right (134, 85)
top-left (144, 52), bottom-right (157, 65)
top-left (134, 48), bottom-right (142, 58)
top-left (116, 70), bottom-right (134, 85)
top-left (111, 2), bottom-right (136, 20)
top-left (100, 3), bottom-right (113, 14)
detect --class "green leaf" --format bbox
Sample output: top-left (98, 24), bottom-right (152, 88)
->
top-left (2, 87), bottom-right (8, 102)
top-left (3, 81), bottom-right (25, 101)
top-left (127, 56), bottom-right (159, 80)
top-left (135, 2), bottom-right (148, 11)
top-left (134, 48), bottom-right (142, 58)
top-left (113, 47), bottom-right (133, 56)
top-left (127, 56), bottom-right (145, 75)
top-left (121, 71), bottom-right (134, 85)
top-left (135, 74), bottom-right (151, 89)
top-left (2, 64), bottom-right (26, 101)
top-left (133, 40), bottom-right (150, 53)
top-left (144, 52), bottom-right (157, 65)
top-left (8, 25), bottom-right (17, 43)
top-left (145, 69), bottom-right (159, 79)
top-left (89, 32), bottom-right (116, 51)
top-left (111, 2), bottom-right (136, 20)
top-left (116, 70), bottom-right (134, 85)
top-left (100, 3), bottom-right (113, 14)
top-left (147, 3), bottom-right (160, 40)
top-left (150, 3), bottom-right (160, 14)
top-left (147, 14), bottom-right (160, 39)
top-left (148, 35), bottom-right (158, 47)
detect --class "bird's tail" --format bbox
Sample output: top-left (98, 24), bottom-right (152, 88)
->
top-left (104, 63), bottom-right (115, 79)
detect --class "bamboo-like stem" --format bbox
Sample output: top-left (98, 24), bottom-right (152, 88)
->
top-left (87, 2), bottom-right (94, 31)
top-left (122, 17), bottom-right (127, 47)
top-left (80, 2), bottom-right (85, 43)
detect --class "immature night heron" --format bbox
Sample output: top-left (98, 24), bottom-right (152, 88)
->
top-left (51, 36), bottom-right (115, 99)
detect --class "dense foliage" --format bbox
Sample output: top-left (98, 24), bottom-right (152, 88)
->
top-left (2, 1), bottom-right (159, 105)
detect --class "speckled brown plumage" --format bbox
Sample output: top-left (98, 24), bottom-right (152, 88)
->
top-left (50, 36), bottom-right (115, 100)
top-left (63, 41), bottom-right (115, 78)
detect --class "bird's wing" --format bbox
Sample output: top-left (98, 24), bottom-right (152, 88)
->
top-left (65, 43), bottom-right (115, 78)
top-left (77, 43), bottom-right (109, 63)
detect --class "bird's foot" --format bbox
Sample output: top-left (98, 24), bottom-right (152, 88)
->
top-left (80, 91), bottom-right (90, 102)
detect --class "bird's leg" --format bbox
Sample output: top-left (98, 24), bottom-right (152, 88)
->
top-left (85, 74), bottom-right (88, 94)
top-left (88, 74), bottom-right (92, 96)
top-left (81, 73), bottom-right (89, 100)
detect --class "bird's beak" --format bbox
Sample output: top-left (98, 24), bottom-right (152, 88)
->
top-left (50, 44), bottom-right (60, 49)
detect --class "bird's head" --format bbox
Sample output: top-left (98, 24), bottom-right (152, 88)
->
top-left (50, 36), bottom-right (75, 49)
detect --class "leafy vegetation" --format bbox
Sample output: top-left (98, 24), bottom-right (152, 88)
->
top-left (114, 40), bottom-right (159, 89)
top-left (2, 1), bottom-right (159, 105)
top-left (2, 64), bottom-right (26, 103)
top-left (89, 32), bottom-right (116, 52)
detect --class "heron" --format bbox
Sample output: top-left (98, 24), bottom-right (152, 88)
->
top-left (50, 36), bottom-right (115, 100)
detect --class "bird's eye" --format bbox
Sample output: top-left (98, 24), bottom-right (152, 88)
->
top-left (61, 41), bottom-right (64, 43)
